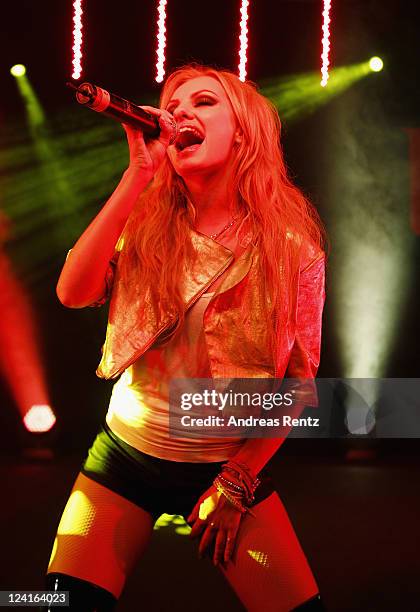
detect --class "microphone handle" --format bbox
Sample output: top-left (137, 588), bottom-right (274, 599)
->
top-left (72, 82), bottom-right (160, 138)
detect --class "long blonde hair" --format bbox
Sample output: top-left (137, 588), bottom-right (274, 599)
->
top-left (119, 64), bottom-right (326, 350)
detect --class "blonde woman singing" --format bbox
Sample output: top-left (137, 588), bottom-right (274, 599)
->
top-left (45, 64), bottom-right (327, 612)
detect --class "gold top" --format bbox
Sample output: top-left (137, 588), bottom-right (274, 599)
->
top-left (94, 227), bottom-right (326, 396)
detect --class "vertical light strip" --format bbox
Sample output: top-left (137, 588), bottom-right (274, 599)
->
top-left (320, 0), bottom-right (332, 87)
top-left (238, 0), bottom-right (250, 82)
top-left (155, 0), bottom-right (168, 83)
top-left (71, 0), bottom-right (83, 80)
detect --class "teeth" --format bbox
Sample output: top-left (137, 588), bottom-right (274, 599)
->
top-left (178, 126), bottom-right (203, 138)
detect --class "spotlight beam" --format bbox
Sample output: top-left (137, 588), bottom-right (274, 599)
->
top-left (262, 61), bottom-right (374, 123)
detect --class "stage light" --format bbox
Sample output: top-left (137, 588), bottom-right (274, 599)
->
top-left (10, 64), bottom-right (26, 77)
top-left (0, 248), bottom-right (56, 442)
top-left (23, 404), bottom-right (56, 433)
top-left (11, 64), bottom-right (82, 260)
top-left (369, 56), bottom-right (383, 72)
top-left (12, 68), bottom-right (45, 126)
top-left (343, 380), bottom-right (377, 435)
top-left (320, 0), bottom-right (332, 87)
top-left (155, 0), bottom-right (168, 83)
top-left (238, 0), bottom-right (250, 82)
top-left (72, 0), bottom-right (84, 79)
top-left (326, 73), bottom-right (415, 383)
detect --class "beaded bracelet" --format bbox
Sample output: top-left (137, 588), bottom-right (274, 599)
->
top-left (213, 476), bottom-right (256, 517)
top-left (219, 462), bottom-right (260, 505)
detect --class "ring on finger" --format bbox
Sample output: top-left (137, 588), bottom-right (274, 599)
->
top-left (161, 115), bottom-right (177, 144)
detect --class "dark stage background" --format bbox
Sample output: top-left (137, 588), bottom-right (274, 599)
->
top-left (0, 1), bottom-right (419, 611)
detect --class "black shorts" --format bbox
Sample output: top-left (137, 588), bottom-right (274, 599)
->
top-left (81, 421), bottom-right (276, 523)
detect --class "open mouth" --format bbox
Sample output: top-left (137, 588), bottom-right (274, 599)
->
top-left (175, 126), bottom-right (205, 152)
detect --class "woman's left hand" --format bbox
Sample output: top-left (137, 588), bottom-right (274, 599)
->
top-left (187, 485), bottom-right (243, 566)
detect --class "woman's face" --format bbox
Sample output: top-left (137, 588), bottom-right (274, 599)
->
top-left (164, 75), bottom-right (238, 178)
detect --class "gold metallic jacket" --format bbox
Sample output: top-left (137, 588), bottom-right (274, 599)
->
top-left (95, 229), bottom-right (326, 384)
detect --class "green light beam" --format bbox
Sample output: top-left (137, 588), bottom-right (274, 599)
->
top-left (261, 61), bottom-right (372, 122)
top-left (13, 74), bottom-right (83, 247)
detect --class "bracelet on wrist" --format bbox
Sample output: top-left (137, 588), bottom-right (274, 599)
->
top-left (219, 462), bottom-right (260, 505)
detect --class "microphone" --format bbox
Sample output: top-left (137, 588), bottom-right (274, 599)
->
top-left (66, 81), bottom-right (177, 143)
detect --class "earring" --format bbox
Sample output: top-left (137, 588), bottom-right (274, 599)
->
top-left (234, 131), bottom-right (243, 145)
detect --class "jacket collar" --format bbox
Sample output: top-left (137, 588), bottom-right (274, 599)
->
top-left (187, 226), bottom-right (255, 301)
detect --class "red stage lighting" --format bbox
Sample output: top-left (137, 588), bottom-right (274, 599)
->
top-left (0, 243), bottom-right (56, 440)
top-left (23, 404), bottom-right (56, 433)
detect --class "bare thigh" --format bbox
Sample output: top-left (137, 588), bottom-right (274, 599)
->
top-left (47, 472), bottom-right (154, 598)
top-left (219, 492), bottom-right (319, 612)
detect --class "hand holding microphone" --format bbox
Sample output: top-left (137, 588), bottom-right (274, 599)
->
top-left (67, 81), bottom-right (177, 178)
top-left (122, 106), bottom-right (176, 178)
